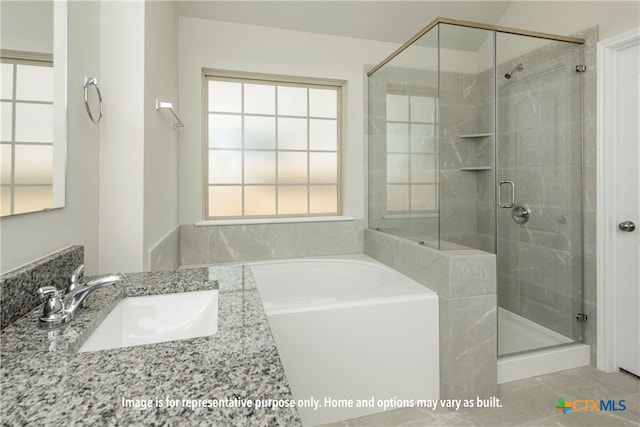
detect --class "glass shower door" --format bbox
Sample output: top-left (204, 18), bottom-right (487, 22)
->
top-left (495, 33), bottom-right (584, 356)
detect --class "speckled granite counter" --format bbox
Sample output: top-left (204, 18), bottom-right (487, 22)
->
top-left (0, 266), bottom-right (301, 426)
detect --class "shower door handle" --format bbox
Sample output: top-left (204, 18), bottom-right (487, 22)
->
top-left (498, 180), bottom-right (515, 208)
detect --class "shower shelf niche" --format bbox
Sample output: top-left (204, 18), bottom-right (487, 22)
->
top-left (459, 166), bottom-right (492, 171)
top-left (458, 133), bottom-right (492, 138)
top-left (457, 133), bottom-right (492, 171)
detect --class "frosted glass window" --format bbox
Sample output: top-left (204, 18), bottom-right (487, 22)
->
top-left (206, 75), bottom-right (340, 218)
top-left (410, 96), bottom-right (435, 123)
top-left (309, 89), bottom-right (337, 118)
top-left (1, 64), bottom-right (13, 99)
top-left (411, 124), bottom-right (435, 153)
top-left (387, 185), bottom-right (410, 211)
top-left (208, 81), bottom-right (241, 113)
top-left (14, 186), bottom-right (52, 215)
top-left (14, 145), bottom-right (52, 184)
top-left (1, 102), bottom-right (12, 141)
top-left (245, 186), bottom-right (276, 216)
top-left (209, 114), bottom-right (241, 149)
top-left (386, 94), bottom-right (408, 121)
top-left (278, 186), bottom-right (307, 215)
top-left (387, 123), bottom-right (409, 152)
top-left (410, 154), bottom-right (436, 183)
top-left (0, 145), bottom-right (11, 184)
top-left (209, 186), bottom-right (242, 217)
top-left (244, 84), bottom-right (275, 115)
top-left (310, 152), bottom-right (337, 183)
top-left (309, 120), bottom-right (337, 151)
top-left (2, 60), bottom-right (55, 216)
top-left (209, 150), bottom-right (241, 184)
top-left (278, 118), bottom-right (307, 150)
top-left (16, 65), bottom-right (53, 102)
top-left (244, 151), bottom-right (275, 184)
top-left (15, 103), bottom-right (53, 142)
top-left (411, 185), bottom-right (437, 211)
top-left (310, 185), bottom-right (337, 214)
top-left (387, 154), bottom-right (409, 183)
top-left (385, 92), bottom-right (437, 213)
top-left (278, 152), bottom-right (307, 184)
top-left (244, 116), bottom-right (275, 149)
top-left (278, 86), bottom-right (307, 116)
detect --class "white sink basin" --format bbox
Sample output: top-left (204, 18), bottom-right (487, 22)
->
top-left (79, 290), bottom-right (218, 352)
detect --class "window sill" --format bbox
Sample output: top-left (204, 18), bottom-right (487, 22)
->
top-left (382, 213), bottom-right (438, 219)
top-left (195, 216), bottom-right (354, 227)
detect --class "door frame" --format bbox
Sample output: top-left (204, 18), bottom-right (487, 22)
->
top-left (596, 26), bottom-right (640, 373)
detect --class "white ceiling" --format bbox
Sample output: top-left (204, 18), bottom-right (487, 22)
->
top-left (177, 1), bottom-right (512, 46)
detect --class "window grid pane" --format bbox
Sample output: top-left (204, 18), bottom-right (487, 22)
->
top-left (386, 92), bottom-right (437, 213)
top-left (2, 60), bottom-right (54, 216)
top-left (206, 75), bottom-right (340, 219)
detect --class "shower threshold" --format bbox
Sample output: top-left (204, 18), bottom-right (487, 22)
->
top-left (497, 308), bottom-right (590, 384)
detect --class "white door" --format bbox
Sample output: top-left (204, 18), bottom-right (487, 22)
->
top-left (615, 39), bottom-right (640, 377)
top-left (597, 27), bottom-right (640, 376)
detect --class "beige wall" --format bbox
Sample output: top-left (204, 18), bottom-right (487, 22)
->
top-left (497, 1), bottom-right (639, 40)
top-left (177, 17), bottom-right (398, 225)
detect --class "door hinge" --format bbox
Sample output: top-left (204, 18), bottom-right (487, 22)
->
top-left (576, 65), bottom-right (587, 72)
top-left (576, 313), bottom-right (588, 322)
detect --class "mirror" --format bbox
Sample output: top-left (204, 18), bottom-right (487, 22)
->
top-left (0, 0), bottom-right (67, 216)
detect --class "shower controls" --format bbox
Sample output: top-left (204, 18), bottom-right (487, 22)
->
top-left (498, 180), bottom-right (515, 208)
top-left (618, 221), bottom-right (636, 232)
top-left (511, 203), bottom-right (531, 225)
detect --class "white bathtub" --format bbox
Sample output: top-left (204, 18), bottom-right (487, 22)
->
top-left (250, 255), bottom-right (439, 426)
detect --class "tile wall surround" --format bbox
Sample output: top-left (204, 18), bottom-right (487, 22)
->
top-left (179, 220), bottom-right (364, 266)
top-left (0, 245), bottom-right (83, 330)
top-left (149, 225), bottom-right (180, 271)
top-left (364, 229), bottom-right (497, 399)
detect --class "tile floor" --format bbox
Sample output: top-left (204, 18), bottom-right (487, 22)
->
top-left (323, 367), bottom-right (640, 427)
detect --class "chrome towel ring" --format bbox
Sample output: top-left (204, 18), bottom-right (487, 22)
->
top-left (83, 74), bottom-right (103, 124)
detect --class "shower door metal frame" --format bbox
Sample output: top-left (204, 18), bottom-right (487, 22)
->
top-left (367, 17), bottom-right (584, 77)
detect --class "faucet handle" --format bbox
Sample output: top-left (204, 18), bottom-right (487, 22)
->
top-left (37, 286), bottom-right (65, 319)
top-left (69, 264), bottom-right (85, 292)
top-left (38, 286), bottom-right (61, 299)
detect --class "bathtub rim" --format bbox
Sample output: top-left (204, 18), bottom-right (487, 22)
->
top-left (248, 254), bottom-right (438, 315)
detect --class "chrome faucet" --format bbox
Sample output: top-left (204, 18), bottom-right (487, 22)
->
top-left (37, 265), bottom-right (124, 328)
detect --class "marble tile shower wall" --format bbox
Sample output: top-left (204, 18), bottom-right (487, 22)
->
top-left (179, 220), bottom-right (364, 266)
top-left (365, 229), bottom-right (497, 399)
top-left (440, 70), bottom-right (493, 251)
top-left (0, 246), bottom-right (83, 330)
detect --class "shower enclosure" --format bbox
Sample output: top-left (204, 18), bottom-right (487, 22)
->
top-left (367, 18), bottom-right (587, 374)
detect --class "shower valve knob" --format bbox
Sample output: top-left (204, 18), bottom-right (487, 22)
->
top-left (618, 221), bottom-right (636, 232)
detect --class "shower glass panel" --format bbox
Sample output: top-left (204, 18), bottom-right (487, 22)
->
top-left (368, 18), bottom-right (585, 358)
top-left (495, 33), bottom-right (584, 356)
top-left (368, 27), bottom-right (439, 248)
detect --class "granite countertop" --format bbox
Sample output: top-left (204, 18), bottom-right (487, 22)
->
top-left (0, 266), bottom-right (301, 426)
